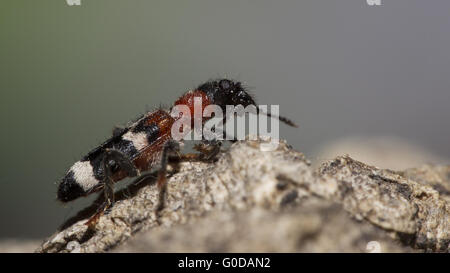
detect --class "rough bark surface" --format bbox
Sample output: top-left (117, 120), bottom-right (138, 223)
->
top-left (36, 138), bottom-right (449, 253)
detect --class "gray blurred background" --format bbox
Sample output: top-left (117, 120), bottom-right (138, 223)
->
top-left (1, 0), bottom-right (449, 239)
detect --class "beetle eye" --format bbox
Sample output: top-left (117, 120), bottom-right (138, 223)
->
top-left (108, 160), bottom-right (119, 172)
top-left (219, 79), bottom-right (232, 90)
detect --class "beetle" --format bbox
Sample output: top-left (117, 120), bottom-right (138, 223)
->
top-left (57, 79), bottom-right (297, 224)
